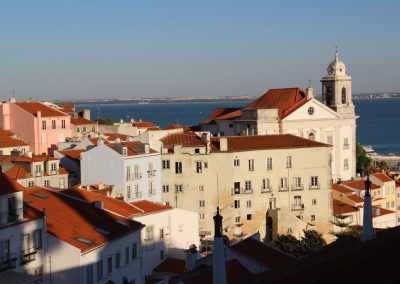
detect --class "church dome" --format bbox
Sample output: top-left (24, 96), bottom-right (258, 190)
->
top-left (327, 51), bottom-right (346, 76)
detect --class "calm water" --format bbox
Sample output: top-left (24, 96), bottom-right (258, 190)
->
top-left (76, 98), bottom-right (400, 155)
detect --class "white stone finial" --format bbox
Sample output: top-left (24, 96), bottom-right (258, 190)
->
top-left (335, 46), bottom-right (339, 62)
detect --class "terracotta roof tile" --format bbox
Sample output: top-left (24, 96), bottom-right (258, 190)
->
top-left (231, 236), bottom-right (294, 268)
top-left (211, 134), bottom-right (330, 152)
top-left (372, 172), bottom-right (393, 183)
top-left (4, 165), bottom-right (31, 180)
top-left (200, 108), bottom-right (242, 125)
top-left (0, 174), bottom-right (25, 195)
top-left (153, 258), bottom-right (186, 274)
top-left (333, 199), bottom-right (358, 214)
top-left (57, 149), bottom-right (85, 161)
top-left (161, 132), bottom-right (206, 148)
top-left (243, 88), bottom-right (307, 118)
top-left (332, 183), bottom-right (354, 194)
top-left (23, 187), bottom-right (143, 252)
top-left (71, 116), bottom-right (96, 125)
top-left (15, 102), bottom-right (69, 117)
top-left (132, 121), bottom-right (159, 128)
top-left (106, 141), bottom-right (158, 156)
top-left (163, 124), bottom-right (192, 131)
top-left (345, 194), bottom-right (364, 203)
top-left (130, 200), bottom-right (173, 215)
top-left (0, 129), bottom-right (28, 148)
top-left (343, 180), bottom-right (380, 191)
top-left (58, 104), bottom-right (75, 113)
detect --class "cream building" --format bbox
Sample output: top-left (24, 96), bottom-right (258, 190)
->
top-left (201, 52), bottom-right (356, 182)
top-left (159, 131), bottom-right (333, 240)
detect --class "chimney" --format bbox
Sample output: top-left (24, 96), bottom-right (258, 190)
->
top-left (185, 244), bottom-right (198, 272)
top-left (26, 151), bottom-right (33, 158)
top-left (361, 176), bottom-right (376, 241)
top-left (93, 201), bottom-right (104, 210)
top-left (219, 137), bottom-right (228, 152)
top-left (97, 138), bottom-right (104, 146)
top-left (82, 109), bottom-right (91, 120)
top-left (306, 87), bottom-right (314, 99)
top-left (213, 207), bottom-right (227, 284)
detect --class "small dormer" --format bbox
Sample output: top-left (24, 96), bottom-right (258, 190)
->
top-left (114, 137), bottom-right (121, 143)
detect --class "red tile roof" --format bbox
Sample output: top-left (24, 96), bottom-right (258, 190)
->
top-left (163, 124), bottom-right (192, 131)
top-left (371, 206), bottom-right (395, 217)
top-left (211, 134), bottom-right (330, 152)
top-left (4, 165), bottom-right (68, 180)
top-left (161, 132), bottom-right (206, 148)
top-left (107, 141), bottom-right (158, 156)
top-left (231, 236), bottom-right (294, 268)
top-left (200, 108), bottom-right (242, 125)
top-left (332, 183), bottom-right (354, 194)
top-left (345, 194), bottom-right (364, 203)
top-left (71, 116), bottom-right (96, 125)
top-left (132, 121), bottom-right (159, 128)
top-left (343, 180), bottom-right (380, 191)
top-left (58, 104), bottom-right (75, 113)
top-left (57, 149), bottom-right (85, 161)
top-left (153, 258), bottom-right (186, 274)
top-left (243, 88), bottom-right (308, 118)
top-left (0, 129), bottom-right (28, 148)
top-left (15, 102), bottom-right (69, 117)
top-left (131, 200), bottom-right (173, 215)
top-left (372, 172), bottom-right (393, 183)
top-left (332, 199), bottom-right (358, 214)
top-left (0, 154), bottom-right (59, 163)
top-left (100, 133), bottom-right (131, 142)
top-left (0, 174), bottom-right (25, 195)
top-left (23, 187), bottom-right (143, 252)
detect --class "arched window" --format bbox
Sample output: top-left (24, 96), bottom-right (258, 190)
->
top-left (308, 132), bottom-right (315, 141)
top-left (341, 87), bottom-right (346, 104)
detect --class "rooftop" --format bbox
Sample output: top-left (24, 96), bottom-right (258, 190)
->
top-left (371, 172), bottom-right (393, 183)
top-left (343, 179), bottom-right (380, 191)
top-left (15, 102), bottom-right (69, 117)
top-left (0, 129), bottom-right (28, 148)
top-left (0, 174), bottom-right (25, 195)
top-left (161, 132), bottom-right (206, 148)
top-left (153, 258), bottom-right (186, 274)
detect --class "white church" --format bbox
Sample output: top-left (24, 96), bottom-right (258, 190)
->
top-left (200, 52), bottom-right (357, 181)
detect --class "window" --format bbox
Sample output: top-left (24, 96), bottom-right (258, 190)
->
top-left (175, 162), bottom-right (182, 174)
top-left (286, 156), bottom-right (292, 168)
top-left (280, 178), bottom-right (288, 190)
top-left (162, 160), bottom-right (170, 169)
top-left (327, 135), bottom-right (333, 145)
top-left (126, 166), bottom-right (131, 181)
top-left (266, 157), bottom-right (272, 170)
top-left (35, 164), bottom-right (42, 175)
top-left (391, 201), bottom-right (395, 208)
top-left (33, 229), bottom-right (42, 249)
top-left (248, 159), bottom-right (254, 171)
top-left (44, 180), bottom-right (49, 186)
top-left (199, 185), bottom-right (204, 191)
top-left (115, 252), bottom-right (121, 269)
top-left (148, 181), bottom-right (154, 195)
top-left (245, 180), bottom-right (252, 191)
top-left (162, 185), bottom-right (169, 193)
top-left (132, 243), bottom-right (137, 260)
top-left (160, 229), bottom-right (164, 239)
top-left (246, 200), bottom-right (252, 208)
top-left (294, 177), bottom-right (302, 188)
top-left (51, 163), bottom-right (57, 172)
top-left (145, 226), bottom-right (154, 241)
top-left (52, 120), bottom-right (56, 129)
top-left (343, 138), bottom-right (349, 149)
top-left (175, 184), bottom-right (183, 192)
top-left (134, 164), bottom-right (140, 179)
top-left (308, 107), bottom-right (314, 115)
top-left (134, 184), bottom-right (140, 198)
top-left (247, 214), bottom-right (252, 220)
top-left (196, 161), bottom-right (202, 173)
top-left (148, 163), bottom-right (154, 177)
top-left (97, 260), bottom-right (103, 281)
top-left (234, 158), bottom-right (240, 167)
top-left (229, 124), bottom-right (233, 128)
top-left (86, 264), bottom-right (93, 284)
top-left (194, 148), bottom-right (200, 154)
top-left (262, 178), bottom-right (270, 190)
top-left (344, 159), bottom-right (349, 170)
top-left (61, 119), bottom-right (66, 129)
top-left (125, 246), bottom-right (129, 266)
top-left (311, 215), bottom-right (316, 221)
top-left (341, 87), bottom-right (346, 104)
top-left (127, 186), bottom-right (132, 198)
top-left (312, 199), bottom-right (317, 205)
top-left (122, 147), bottom-right (127, 156)
top-left (28, 181), bottom-right (34, 187)
top-left (107, 256), bottom-right (112, 274)
top-left (234, 200), bottom-right (240, 208)
top-left (199, 213), bottom-right (205, 219)
top-left (308, 132), bottom-right (315, 141)
top-left (42, 121), bottom-right (46, 130)
top-left (235, 216), bottom-right (241, 223)
top-left (311, 176), bottom-right (319, 188)
top-left (204, 162), bottom-right (208, 168)
top-left (199, 200), bottom-right (205, 207)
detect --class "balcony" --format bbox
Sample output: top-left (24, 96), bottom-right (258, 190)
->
top-left (278, 186), bottom-right (289, 192)
top-left (291, 204), bottom-right (305, 211)
top-left (134, 174), bottom-right (142, 180)
top-left (134, 192), bottom-right (142, 198)
top-left (147, 170), bottom-right (156, 178)
top-left (0, 208), bottom-right (23, 226)
top-left (20, 248), bottom-right (37, 264)
top-left (309, 183), bottom-right (320, 190)
top-left (0, 253), bottom-right (17, 272)
top-left (231, 188), bottom-right (253, 195)
top-left (261, 187), bottom-right (272, 193)
top-left (291, 184), bottom-right (304, 191)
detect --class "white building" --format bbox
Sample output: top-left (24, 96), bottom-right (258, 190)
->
top-left (60, 187), bottom-right (200, 283)
top-left (0, 175), bottom-right (45, 284)
top-left (23, 186), bottom-right (144, 284)
top-left (81, 140), bottom-right (162, 202)
top-left (201, 52), bottom-right (356, 182)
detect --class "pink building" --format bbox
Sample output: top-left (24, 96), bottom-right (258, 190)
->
top-left (0, 101), bottom-right (72, 155)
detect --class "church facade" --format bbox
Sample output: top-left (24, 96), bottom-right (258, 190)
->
top-left (201, 52), bottom-right (357, 181)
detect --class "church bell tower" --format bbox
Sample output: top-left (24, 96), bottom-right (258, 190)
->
top-left (321, 50), bottom-right (355, 117)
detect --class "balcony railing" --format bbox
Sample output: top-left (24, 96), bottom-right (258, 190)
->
top-left (291, 204), bottom-right (305, 211)
top-left (309, 183), bottom-right (320, 190)
top-left (231, 188), bottom-right (253, 195)
top-left (0, 208), bottom-right (23, 226)
top-left (278, 186), bottom-right (289, 192)
top-left (20, 248), bottom-right (37, 264)
top-left (261, 187), bottom-right (272, 193)
top-left (291, 184), bottom-right (304, 191)
top-left (0, 253), bottom-right (17, 272)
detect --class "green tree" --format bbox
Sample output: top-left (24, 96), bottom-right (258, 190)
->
top-left (274, 234), bottom-right (303, 256)
top-left (274, 230), bottom-right (327, 256)
top-left (301, 229), bottom-right (326, 253)
top-left (95, 118), bottom-right (115, 125)
top-left (356, 142), bottom-right (371, 176)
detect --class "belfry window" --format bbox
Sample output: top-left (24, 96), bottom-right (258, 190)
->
top-left (341, 87), bottom-right (346, 104)
top-left (308, 132), bottom-right (315, 141)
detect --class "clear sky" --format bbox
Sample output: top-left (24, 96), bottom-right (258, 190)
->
top-left (1, 0), bottom-right (399, 100)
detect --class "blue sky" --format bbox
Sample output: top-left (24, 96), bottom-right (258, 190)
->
top-left (0, 0), bottom-right (399, 100)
